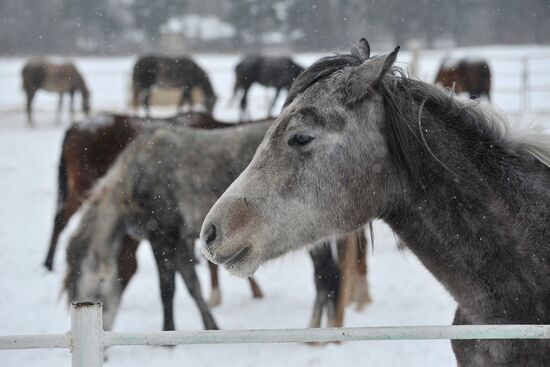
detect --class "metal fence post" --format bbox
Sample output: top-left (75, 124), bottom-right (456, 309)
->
top-left (70, 302), bottom-right (104, 367)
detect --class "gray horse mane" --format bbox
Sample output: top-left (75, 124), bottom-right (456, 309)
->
top-left (285, 50), bottom-right (550, 179)
top-left (380, 74), bottom-right (550, 177)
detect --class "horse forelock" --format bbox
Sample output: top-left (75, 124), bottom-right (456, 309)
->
top-left (284, 54), bottom-right (362, 107)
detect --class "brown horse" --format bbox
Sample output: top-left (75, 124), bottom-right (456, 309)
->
top-left (132, 56), bottom-right (217, 116)
top-left (45, 112), bottom-right (264, 314)
top-left (434, 57), bottom-right (491, 100)
top-left (22, 61), bottom-right (90, 125)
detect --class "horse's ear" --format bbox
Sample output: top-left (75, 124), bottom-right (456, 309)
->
top-left (342, 46), bottom-right (400, 104)
top-left (361, 46), bottom-right (400, 87)
top-left (351, 38), bottom-right (371, 60)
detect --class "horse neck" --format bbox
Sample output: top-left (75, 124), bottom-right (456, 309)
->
top-left (380, 103), bottom-right (550, 323)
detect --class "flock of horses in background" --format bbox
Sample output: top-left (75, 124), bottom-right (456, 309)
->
top-left (18, 44), bottom-right (513, 364)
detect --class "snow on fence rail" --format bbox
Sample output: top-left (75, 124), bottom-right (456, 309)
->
top-left (1, 303), bottom-right (550, 367)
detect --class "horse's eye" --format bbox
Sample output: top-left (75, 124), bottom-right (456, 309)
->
top-left (288, 134), bottom-right (314, 147)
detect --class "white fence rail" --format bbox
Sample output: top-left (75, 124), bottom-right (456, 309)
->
top-left (1, 303), bottom-right (550, 367)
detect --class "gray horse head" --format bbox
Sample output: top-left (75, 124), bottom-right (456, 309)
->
top-left (201, 39), bottom-right (400, 277)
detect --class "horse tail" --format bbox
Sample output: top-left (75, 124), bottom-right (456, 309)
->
top-left (46, 129), bottom-right (71, 272)
top-left (56, 130), bottom-right (70, 216)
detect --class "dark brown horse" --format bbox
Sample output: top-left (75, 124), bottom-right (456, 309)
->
top-left (434, 57), bottom-right (491, 100)
top-left (45, 112), bottom-right (264, 315)
top-left (232, 56), bottom-right (304, 118)
top-left (22, 61), bottom-right (90, 125)
top-left (132, 56), bottom-right (217, 116)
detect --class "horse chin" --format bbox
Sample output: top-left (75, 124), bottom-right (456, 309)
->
top-left (202, 244), bottom-right (261, 277)
top-left (223, 257), bottom-right (260, 278)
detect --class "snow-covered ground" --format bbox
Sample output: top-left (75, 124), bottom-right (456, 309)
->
top-left (0, 46), bottom-right (549, 366)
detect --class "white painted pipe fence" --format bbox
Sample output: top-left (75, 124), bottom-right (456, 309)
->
top-left (1, 303), bottom-right (549, 367)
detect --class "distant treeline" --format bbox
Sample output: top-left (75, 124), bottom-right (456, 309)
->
top-left (1, 0), bottom-right (549, 55)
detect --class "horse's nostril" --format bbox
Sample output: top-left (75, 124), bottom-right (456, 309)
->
top-left (204, 224), bottom-right (217, 246)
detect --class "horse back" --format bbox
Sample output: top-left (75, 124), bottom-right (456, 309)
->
top-left (238, 56), bottom-right (302, 89)
top-left (133, 55), bottom-right (209, 89)
top-left (24, 61), bottom-right (82, 93)
top-left (63, 115), bottom-right (141, 200)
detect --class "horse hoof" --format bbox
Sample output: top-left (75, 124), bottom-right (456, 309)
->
top-left (43, 261), bottom-right (53, 271)
top-left (252, 289), bottom-right (264, 299)
top-left (205, 322), bottom-right (219, 330)
top-left (305, 341), bottom-right (343, 347)
top-left (305, 341), bottom-right (325, 347)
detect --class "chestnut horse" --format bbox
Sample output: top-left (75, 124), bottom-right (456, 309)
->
top-left (434, 57), bottom-right (491, 100)
top-left (22, 60), bottom-right (90, 125)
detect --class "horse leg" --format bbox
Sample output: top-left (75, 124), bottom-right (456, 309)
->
top-left (151, 240), bottom-right (176, 331)
top-left (308, 242), bottom-right (340, 328)
top-left (132, 86), bottom-right (141, 113)
top-left (179, 86), bottom-right (191, 112)
top-left (247, 277), bottom-right (264, 299)
top-left (117, 236), bottom-right (140, 292)
top-left (57, 92), bottom-right (64, 115)
top-left (68, 90), bottom-right (76, 122)
top-left (143, 88), bottom-right (152, 118)
top-left (352, 229), bottom-right (372, 311)
top-left (308, 285), bottom-right (326, 329)
top-left (239, 86), bottom-right (250, 121)
top-left (207, 261), bottom-right (221, 307)
top-left (268, 88), bottom-right (281, 118)
top-left (176, 238), bottom-right (218, 330)
top-left (25, 90), bottom-right (35, 125)
top-left (332, 234), bottom-right (356, 327)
